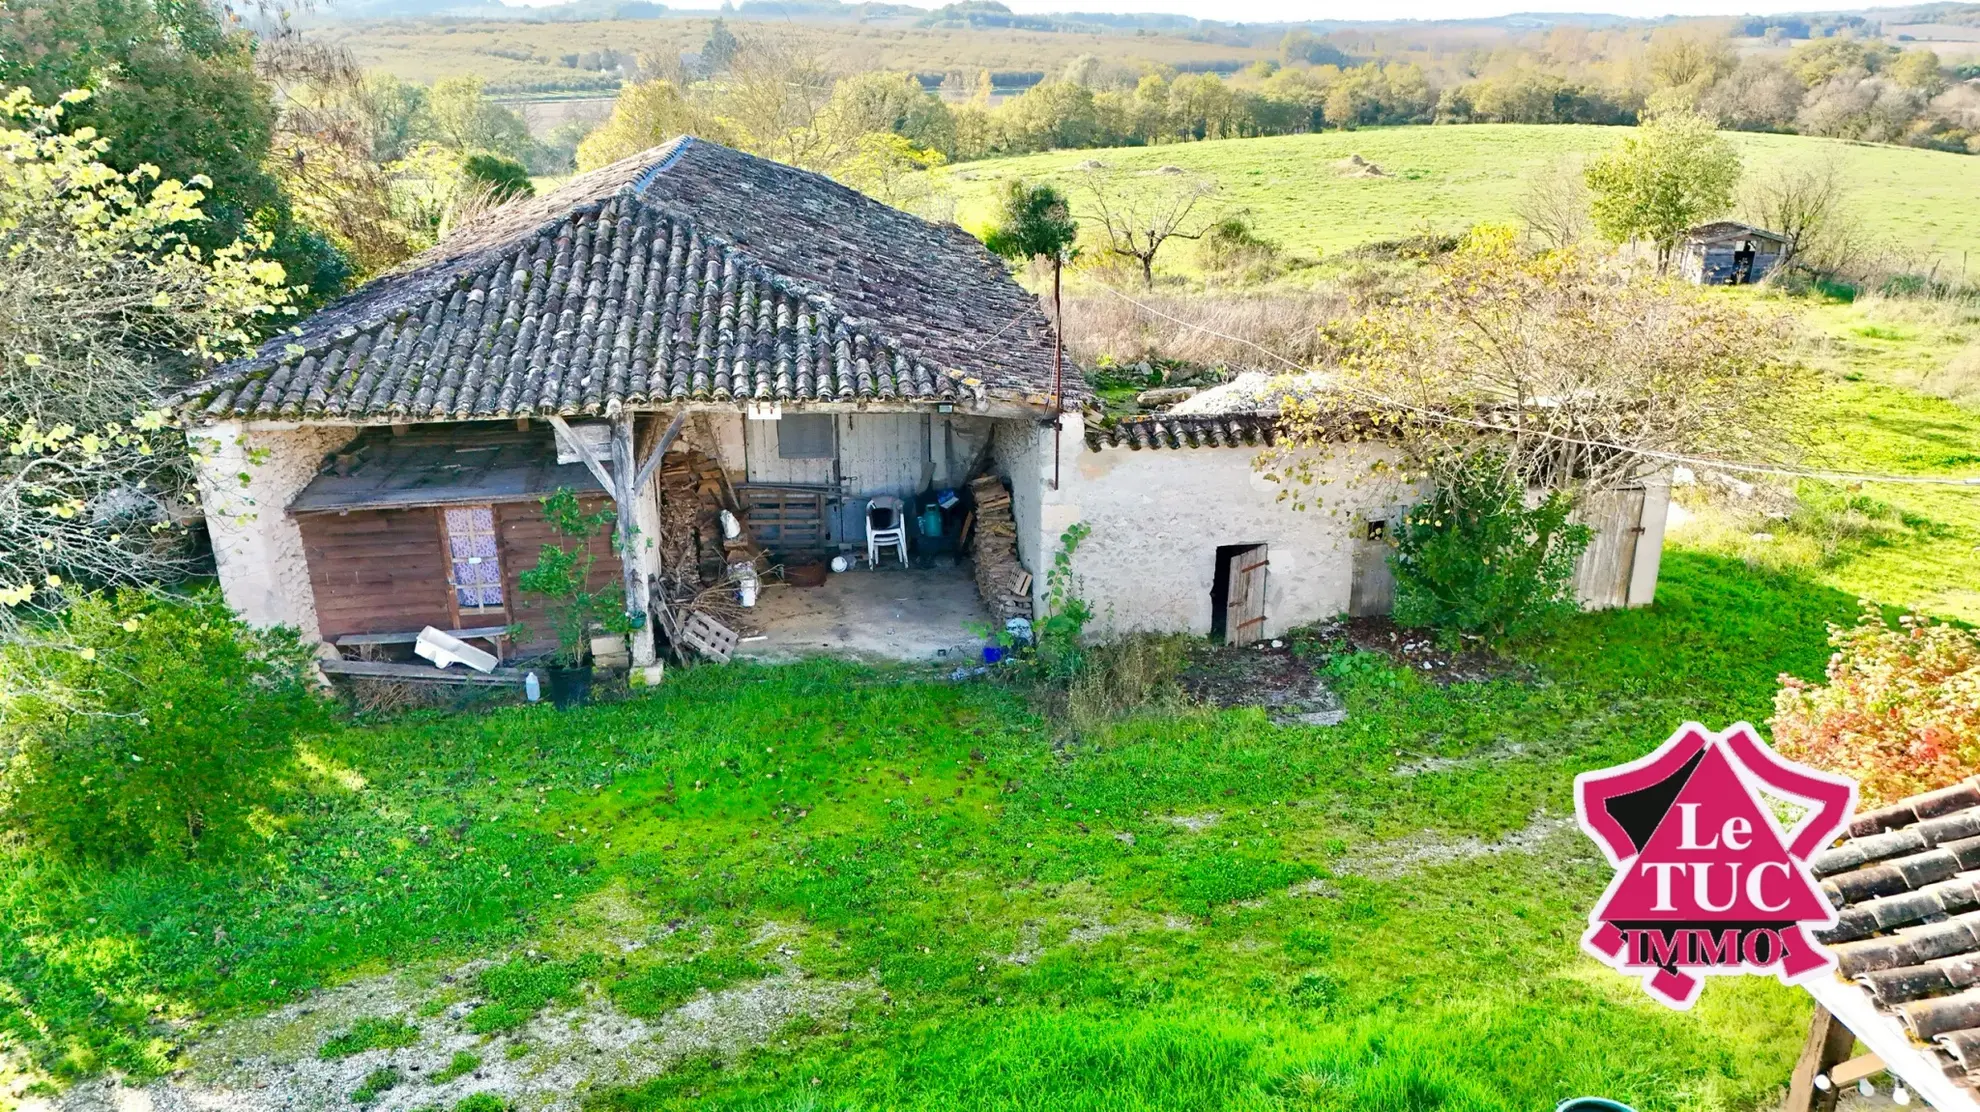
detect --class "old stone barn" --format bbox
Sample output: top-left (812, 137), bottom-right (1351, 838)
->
top-left (182, 137), bottom-right (1671, 673)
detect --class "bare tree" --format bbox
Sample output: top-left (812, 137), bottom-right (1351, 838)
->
top-left (1742, 158), bottom-right (1856, 276)
top-left (1266, 227), bottom-right (1808, 503)
top-left (708, 31), bottom-right (840, 170)
top-left (1514, 155), bottom-right (1591, 250)
top-left (1080, 170), bottom-right (1219, 288)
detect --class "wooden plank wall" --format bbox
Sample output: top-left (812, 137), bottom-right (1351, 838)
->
top-left (298, 497), bottom-right (623, 647)
top-left (299, 509), bottom-right (454, 639)
top-left (497, 497), bottom-right (623, 651)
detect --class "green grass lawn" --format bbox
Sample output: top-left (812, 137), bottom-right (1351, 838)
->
top-left (5, 307), bottom-right (1980, 1112)
top-left (942, 125), bottom-right (1980, 270)
top-left (9, 129), bottom-right (1980, 1106)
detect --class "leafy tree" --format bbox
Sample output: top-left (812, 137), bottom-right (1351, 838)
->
top-left (0, 0), bottom-right (348, 302)
top-left (427, 76), bottom-right (533, 162)
top-left (1280, 29), bottom-right (1351, 68)
top-left (982, 180), bottom-right (1079, 269)
top-left (817, 71), bottom-right (958, 160)
top-left (359, 72), bottom-right (433, 162)
top-left (1584, 110), bottom-right (1741, 269)
top-left (0, 588), bottom-right (324, 860)
top-left (461, 152), bottom-right (535, 203)
top-left (1891, 48), bottom-right (1948, 95)
top-left (576, 79), bottom-right (710, 171)
top-left (982, 177), bottom-right (1078, 401)
top-left (1, 90), bottom-right (295, 622)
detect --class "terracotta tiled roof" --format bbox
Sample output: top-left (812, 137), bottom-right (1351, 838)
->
top-left (1083, 414), bottom-right (1279, 451)
top-left (186, 138), bottom-right (1067, 423)
top-left (1685, 220), bottom-right (1788, 244)
top-left (1810, 777), bottom-right (1980, 1092)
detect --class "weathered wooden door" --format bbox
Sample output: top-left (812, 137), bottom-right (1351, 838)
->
top-left (1223, 544), bottom-right (1269, 646)
top-left (1572, 487), bottom-right (1647, 610)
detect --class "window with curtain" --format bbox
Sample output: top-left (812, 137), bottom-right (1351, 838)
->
top-left (443, 505), bottom-right (504, 610)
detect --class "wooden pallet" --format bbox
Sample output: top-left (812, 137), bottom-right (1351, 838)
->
top-left (678, 610), bottom-right (740, 663)
top-left (741, 486), bottom-right (828, 549)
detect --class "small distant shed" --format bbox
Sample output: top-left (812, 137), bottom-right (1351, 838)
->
top-left (1677, 221), bottom-right (1789, 286)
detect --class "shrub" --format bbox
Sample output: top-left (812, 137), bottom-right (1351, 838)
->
top-left (455, 1095), bottom-right (508, 1112)
top-left (1194, 214), bottom-right (1280, 278)
top-left (459, 153), bottom-right (535, 203)
top-left (1388, 464), bottom-right (1592, 648)
top-left (352, 1067), bottom-right (401, 1103)
top-left (0, 589), bottom-right (324, 860)
top-left (431, 1051), bottom-right (481, 1084)
top-left (1772, 604), bottom-right (1980, 808)
top-left (320, 1017), bottom-right (422, 1059)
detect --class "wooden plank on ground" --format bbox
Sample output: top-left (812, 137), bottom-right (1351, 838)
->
top-left (318, 659), bottom-right (526, 686)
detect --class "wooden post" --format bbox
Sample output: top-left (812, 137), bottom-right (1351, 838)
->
top-left (609, 413), bottom-right (656, 668)
top-left (1784, 1005), bottom-right (1857, 1112)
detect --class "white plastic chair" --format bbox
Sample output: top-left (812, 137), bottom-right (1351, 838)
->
top-left (865, 495), bottom-right (908, 566)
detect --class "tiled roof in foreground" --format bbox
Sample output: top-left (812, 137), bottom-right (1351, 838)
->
top-left (1811, 777), bottom-right (1980, 1095)
top-left (1083, 414), bottom-right (1280, 451)
top-left (186, 138), bottom-right (1068, 423)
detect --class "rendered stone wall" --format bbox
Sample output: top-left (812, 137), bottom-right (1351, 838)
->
top-left (1038, 413), bottom-right (1414, 639)
top-left (190, 421), bottom-right (357, 643)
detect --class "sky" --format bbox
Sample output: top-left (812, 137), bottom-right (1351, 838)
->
top-left (494, 0), bottom-right (1860, 20)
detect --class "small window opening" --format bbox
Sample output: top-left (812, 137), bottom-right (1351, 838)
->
top-left (1365, 517), bottom-right (1388, 541)
top-left (443, 505), bottom-right (504, 612)
top-left (778, 413), bottom-right (835, 459)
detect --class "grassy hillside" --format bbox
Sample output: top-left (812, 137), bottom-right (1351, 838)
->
top-left (319, 16), bottom-right (1277, 91)
top-left (943, 125), bottom-right (1980, 269)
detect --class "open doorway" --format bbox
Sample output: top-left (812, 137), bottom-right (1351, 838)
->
top-left (1209, 543), bottom-right (1269, 645)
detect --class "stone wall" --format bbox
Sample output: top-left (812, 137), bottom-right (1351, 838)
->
top-left (1034, 413), bottom-right (1415, 639)
top-left (189, 421), bottom-right (356, 643)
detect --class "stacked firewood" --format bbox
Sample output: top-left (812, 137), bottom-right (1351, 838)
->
top-left (967, 475), bottom-right (1032, 623)
top-left (655, 449), bottom-right (759, 645)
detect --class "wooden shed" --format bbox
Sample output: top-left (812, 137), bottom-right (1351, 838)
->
top-left (1676, 221), bottom-right (1789, 285)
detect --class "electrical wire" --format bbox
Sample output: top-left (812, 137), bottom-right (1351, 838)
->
top-left (1100, 286), bottom-right (1980, 489)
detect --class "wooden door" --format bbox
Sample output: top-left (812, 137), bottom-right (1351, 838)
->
top-left (1224, 544), bottom-right (1269, 646)
top-left (1572, 487), bottom-right (1647, 610)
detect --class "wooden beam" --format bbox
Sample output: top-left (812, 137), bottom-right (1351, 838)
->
top-left (631, 407), bottom-right (689, 496)
top-left (1784, 1005), bottom-right (1857, 1112)
top-left (1827, 1053), bottom-right (1885, 1088)
top-left (545, 414), bottom-right (614, 492)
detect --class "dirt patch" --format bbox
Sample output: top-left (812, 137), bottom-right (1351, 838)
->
top-left (1322, 813), bottom-right (1579, 881)
top-left (1165, 812), bottom-right (1221, 832)
top-left (57, 957), bottom-right (870, 1112)
top-left (1335, 153), bottom-right (1388, 177)
top-left (1180, 641), bottom-right (1345, 725)
top-left (1332, 616), bottom-right (1526, 687)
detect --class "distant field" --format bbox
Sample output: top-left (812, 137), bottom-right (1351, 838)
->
top-left (942, 125), bottom-right (1980, 270)
top-left (318, 16), bottom-right (1276, 92)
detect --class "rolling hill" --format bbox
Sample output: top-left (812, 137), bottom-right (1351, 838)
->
top-left (940, 124), bottom-right (1980, 269)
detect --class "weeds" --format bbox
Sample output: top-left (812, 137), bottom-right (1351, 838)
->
top-left (1064, 634), bottom-right (1190, 735)
top-left (352, 1067), bottom-right (400, 1103)
top-left (320, 1017), bottom-right (420, 1059)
